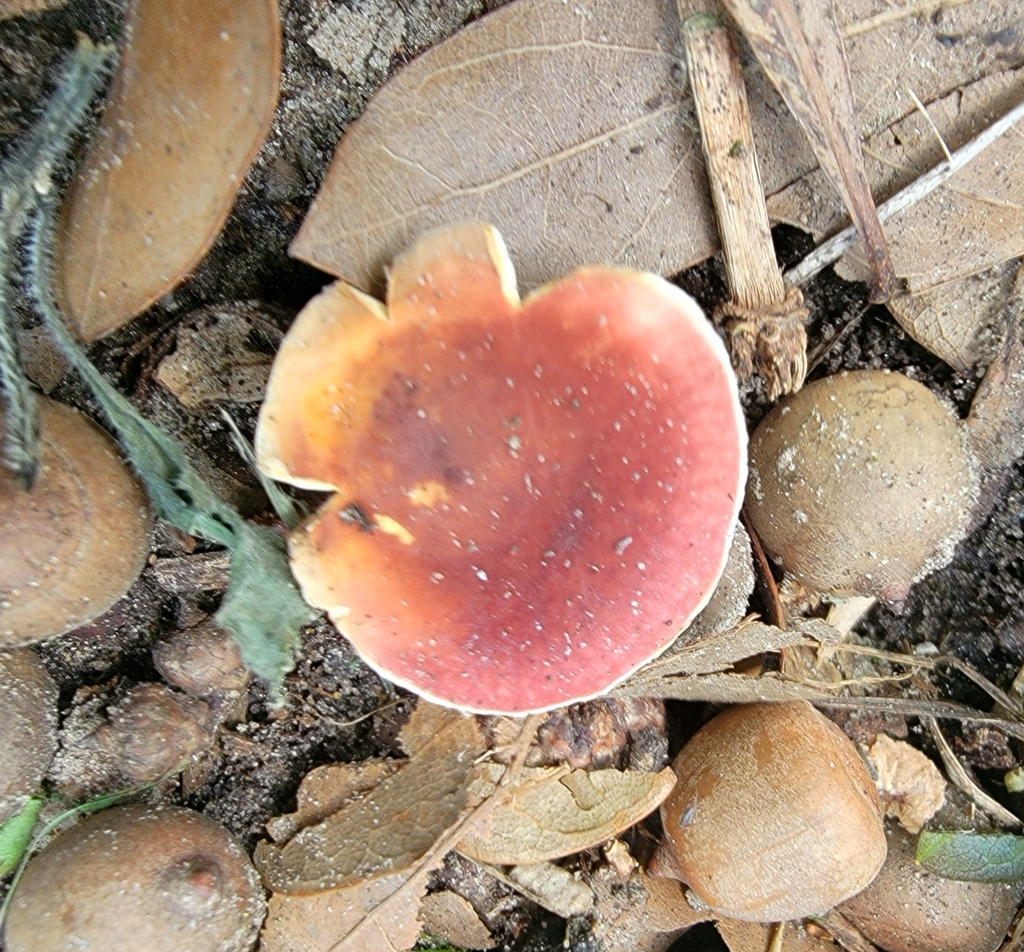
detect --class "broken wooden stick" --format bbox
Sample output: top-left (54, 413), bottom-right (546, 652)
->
top-left (680, 7), bottom-right (808, 401)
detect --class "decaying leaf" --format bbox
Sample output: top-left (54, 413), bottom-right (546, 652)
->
top-left (722, 0), bottom-right (895, 301)
top-left (155, 303), bottom-right (281, 409)
top-left (255, 704), bottom-right (486, 893)
top-left (457, 765), bottom-right (675, 865)
top-left (418, 890), bottom-right (496, 951)
top-left (294, 0), bottom-right (1021, 316)
top-left (506, 861), bottom-right (595, 918)
top-left (259, 869), bottom-right (429, 952)
top-left (865, 733), bottom-right (946, 834)
top-left (56, 0), bottom-right (280, 340)
top-left (264, 761), bottom-right (400, 845)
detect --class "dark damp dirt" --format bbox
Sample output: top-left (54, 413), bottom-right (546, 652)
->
top-left (2, 3), bottom-right (1023, 952)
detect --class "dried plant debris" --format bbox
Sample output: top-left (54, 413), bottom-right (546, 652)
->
top-left (418, 890), bottom-right (496, 950)
top-left (722, 0), bottom-right (895, 302)
top-left (255, 703), bottom-right (487, 893)
top-left (55, 0), bottom-right (281, 340)
top-left (864, 733), bottom-right (946, 834)
top-left (155, 302), bottom-right (282, 409)
top-left (259, 869), bottom-right (430, 952)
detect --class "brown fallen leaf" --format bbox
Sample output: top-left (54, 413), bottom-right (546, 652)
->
top-left (290, 0), bottom-right (720, 294)
top-left (457, 764), bottom-right (675, 865)
top-left (264, 761), bottom-right (400, 845)
top-left (722, 0), bottom-right (895, 301)
top-left (55, 0), bottom-right (280, 340)
top-left (259, 869), bottom-right (429, 952)
top-left (254, 703), bottom-right (487, 893)
top-left (257, 710), bottom-right (545, 952)
top-left (293, 0), bottom-right (1020, 305)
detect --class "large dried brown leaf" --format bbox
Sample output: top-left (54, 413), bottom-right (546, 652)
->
top-left (254, 705), bottom-right (486, 893)
top-left (55, 0), bottom-right (280, 340)
top-left (457, 765), bottom-right (676, 865)
top-left (293, 0), bottom-right (1019, 302)
top-left (722, 0), bottom-right (895, 301)
top-left (290, 0), bottom-right (720, 294)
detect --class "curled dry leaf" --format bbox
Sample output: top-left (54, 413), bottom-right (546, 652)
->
top-left (865, 733), bottom-right (946, 834)
top-left (255, 703), bottom-right (485, 893)
top-left (457, 764), bottom-right (676, 865)
top-left (56, 0), bottom-right (280, 340)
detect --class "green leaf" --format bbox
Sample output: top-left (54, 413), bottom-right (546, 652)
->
top-left (0, 799), bottom-right (43, 878)
top-left (916, 830), bottom-right (1024, 883)
top-left (26, 203), bottom-right (314, 696)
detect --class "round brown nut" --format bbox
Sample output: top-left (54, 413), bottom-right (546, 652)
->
top-left (660, 701), bottom-right (886, 922)
top-left (3, 803), bottom-right (265, 952)
top-left (746, 370), bottom-right (977, 603)
top-left (0, 397), bottom-right (152, 647)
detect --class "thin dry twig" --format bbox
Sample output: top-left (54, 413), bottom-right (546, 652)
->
top-left (680, 6), bottom-right (807, 400)
top-left (785, 96), bottom-right (1024, 288)
top-left (925, 715), bottom-right (1021, 829)
top-left (840, 0), bottom-right (972, 38)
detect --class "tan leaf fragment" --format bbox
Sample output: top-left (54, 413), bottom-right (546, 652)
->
top-left (865, 733), bottom-right (946, 834)
top-left (418, 891), bottom-right (496, 951)
top-left (56, 0), bottom-right (281, 340)
top-left (255, 704), bottom-right (486, 893)
top-left (886, 261), bottom-right (1019, 373)
top-left (155, 304), bottom-right (281, 408)
top-left (506, 861), bottom-right (595, 919)
top-left (265, 761), bottom-right (400, 844)
top-left (259, 869), bottom-right (428, 952)
top-left (457, 765), bottom-right (676, 865)
top-left (616, 617), bottom-right (836, 696)
top-left (591, 873), bottom-right (712, 952)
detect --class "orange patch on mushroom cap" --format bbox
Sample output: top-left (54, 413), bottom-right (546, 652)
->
top-left (257, 223), bottom-right (745, 713)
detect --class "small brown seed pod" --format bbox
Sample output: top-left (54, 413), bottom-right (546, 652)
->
top-left (660, 701), bottom-right (886, 922)
top-left (745, 370), bottom-right (977, 603)
top-left (0, 397), bottom-right (151, 647)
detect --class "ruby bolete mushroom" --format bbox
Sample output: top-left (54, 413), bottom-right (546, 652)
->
top-left (257, 222), bottom-right (745, 713)
top-left (0, 397), bottom-right (151, 647)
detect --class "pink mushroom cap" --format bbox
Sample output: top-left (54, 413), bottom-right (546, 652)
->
top-left (257, 223), bottom-right (746, 713)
